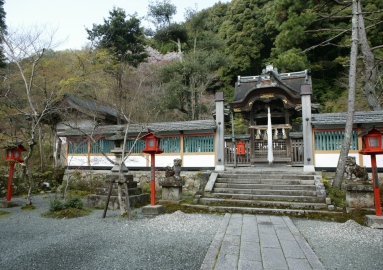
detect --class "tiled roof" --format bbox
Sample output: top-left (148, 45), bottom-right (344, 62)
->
top-left (65, 94), bottom-right (119, 119)
top-left (311, 111), bottom-right (383, 125)
top-left (57, 120), bottom-right (217, 137)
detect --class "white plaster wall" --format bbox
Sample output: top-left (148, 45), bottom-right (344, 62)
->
top-left (315, 153), bottom-right (359, 167)
top-left (149, 155), bottom-right (182, 167)
top-left (67, 154), bottom-right (215, 168)
top-left (125, 155), bottom-right (147, 167)
top-left (67, 156), bottom-right (89, 167)
top-left (361, 155), bottom-right (383, 168)
top-left (183, 155), bottom-right (215, 167)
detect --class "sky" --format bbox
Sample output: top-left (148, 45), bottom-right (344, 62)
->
top-left (4, 0), bottom-right (231, 51)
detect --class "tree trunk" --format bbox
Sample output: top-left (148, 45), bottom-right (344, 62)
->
top-left (25, 143), bottom-right (35, 205)
top-left (38, 124), bottom-right (44, 170)
top-left (357, 1), bottom-right (380, 110)
top-left (333, 0), bottom-right (359, 189)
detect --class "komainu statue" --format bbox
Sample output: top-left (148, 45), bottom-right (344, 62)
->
top-left (345, 156), bottom-right (369, 182)
top-left (164, 158), bottom-right (182, 179)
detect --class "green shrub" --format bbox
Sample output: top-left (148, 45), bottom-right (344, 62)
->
top-left (49, 199), bottom-right (65, 212)
top-left (322, 177), bottom-right (346, 208)
top-left (64, 197), bottom-right (83, 209)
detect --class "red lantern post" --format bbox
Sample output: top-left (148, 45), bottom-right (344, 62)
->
top-left (4, 143), bottom-right (26, 201)
top-left (141, 132), bottom-right (163, 206)
top-left (359, 127), bottom-right (383, 216)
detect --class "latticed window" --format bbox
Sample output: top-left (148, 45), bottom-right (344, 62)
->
top-left (184, 135), bottom-right (214, 153)
top-left (125, 139), bottom-right (146, 153)
top-left (91, 140), bottom-right (114, 153)
top-left (68, 139), bottom-right (88, 154)
top-left (314, 131), bottom-right (359, 150)
top-left (161, 137), bottom-right (180, 153)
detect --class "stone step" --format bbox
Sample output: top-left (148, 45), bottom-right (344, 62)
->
top-left (214, 183), bottom-right (316, 190)
top-left (96, 187), bottom-right (142, 196)
top-left (216, 178), bottom-right (315, 185)
top-left (217, 173), bottom-right (316, 180)
top-left (87, 193), bottom-right (150, 210)
top-left (101, 182), bottom-right (138, 189)
top-left (199, 197), bottom-right (328, 210)
top-left (212, 188), bottom-right (317, 196)
top-left (204, 192), bottom-right (326, 203)
top-left (183, 204), bottom-right (341, 216)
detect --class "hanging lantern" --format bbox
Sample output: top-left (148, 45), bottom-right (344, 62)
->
top-left (4, 142), bottom-right (26, 163)
top-left (141, 132), bottom-right (163, 154)
top-left (236, 141), bottom-right (245, 155)
top-left (358, 126), bottom-right (383, 155)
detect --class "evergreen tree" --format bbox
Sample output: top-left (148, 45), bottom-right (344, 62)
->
top-left (0, 0), bottom-right (7, 68)
top-left (86, 7), bottom-right (147, 67)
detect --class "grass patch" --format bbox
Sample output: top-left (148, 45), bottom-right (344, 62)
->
top-left (41, 197), bottom-right (92, 219)
top-left (21, 204), bottom-right (36, 211)
top-left (0, 210), bottom-right (11, 219)
top-left (41, 208), bottom-right (92, 219)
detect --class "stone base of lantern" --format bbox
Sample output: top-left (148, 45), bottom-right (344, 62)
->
top-left (365, 215), bottom-right (383, 229)
top-left (0, 199), bottom-right (21, 208)
top-left (344, 183), bottom-right (375, 211)
top-left (141, 204), bottom-right (166, 215)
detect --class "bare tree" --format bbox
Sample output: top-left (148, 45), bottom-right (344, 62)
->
top-left (0, 26), bottom-right (59, 204)
top-left (332, 0), bottom-right (359, 188)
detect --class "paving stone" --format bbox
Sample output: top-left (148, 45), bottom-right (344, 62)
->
top-left (259, 232), bottom-right (280, 248)
top-left (215, 254), bottom-right (238, 270)
top-left (286, 258), bottom-right (313, 269)
top-left (240, 241), bottom-right (262, 262)
top-left (274, 226), bottom-right (296, 242)
top-left (222, 234), bottom-right (240, 246)
top-left (238, 259), bottom-right (263, 270)
top-left (261, 247), bottom-right (288, 269)
top-left (200, 214), bottom-right (325, 270)
top-left (220, 243), bottom-right (240, 256)
top-left (280, 240), bottom-right (306, 259)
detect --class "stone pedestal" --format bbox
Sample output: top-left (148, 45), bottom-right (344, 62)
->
top-left (142, 204), bottom-right (165, 215)
top-left (365, 215), bottom-right (383, 229)
top-left (159, 177), bottom-right (183, 203)
top-left (0, 199), bottom-right (21, 208)
top-left (345, 183), bottom-right (374, 210)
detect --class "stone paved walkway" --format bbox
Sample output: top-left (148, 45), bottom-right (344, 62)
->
top-left (200, 214), bottom-right (325, 270)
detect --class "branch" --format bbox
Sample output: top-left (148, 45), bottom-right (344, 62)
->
top-left (305, 28), bottom-right (348, 33)
top-left (303, 29), bottom-right (349, 53)
top-left (329, 0), bottom-right (352, 6)
top-left (371, 45), bottom-right (383, 51)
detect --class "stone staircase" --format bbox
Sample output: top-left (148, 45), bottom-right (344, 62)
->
top-left (191, 169), bottom-right (336, 216)
top-left (88, 181), bottom-right (150, 210)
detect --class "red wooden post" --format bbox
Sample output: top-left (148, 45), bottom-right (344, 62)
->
top-left (6, 162), bottom-right (15, 201)
top-left (150, 153), bottom-right (156, 206)
top-left (370, 154), bottom-right (382, 216)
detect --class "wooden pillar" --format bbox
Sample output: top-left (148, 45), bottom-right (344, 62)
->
top-left (285, 110), bottom-right (292, 163)
top-left (249, 110), bottom-right (255, 166)
top-left (301, 84), bottom-right (315, 172)
top-left (215, 92), bottom-right (225, 171)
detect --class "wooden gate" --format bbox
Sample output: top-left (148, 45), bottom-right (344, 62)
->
top-left (291, 138), bottom-right (304, 166)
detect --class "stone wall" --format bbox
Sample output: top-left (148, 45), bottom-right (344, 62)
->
top-left (63, 169), bottom-right (212, 195)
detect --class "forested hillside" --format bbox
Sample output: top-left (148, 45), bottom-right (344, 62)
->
top-left (0, 0), bottom-right (382, 171)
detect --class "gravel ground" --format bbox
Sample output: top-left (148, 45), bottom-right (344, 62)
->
top-left (0, 195), bottom-right (222, 270)
top-left (293, 218), bottom-right (383, 270)
top-left (1, 195), bottom-right (383, 270)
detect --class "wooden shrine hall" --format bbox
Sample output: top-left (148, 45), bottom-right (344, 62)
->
top-left (228, 65), bottom-right (316, 168)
